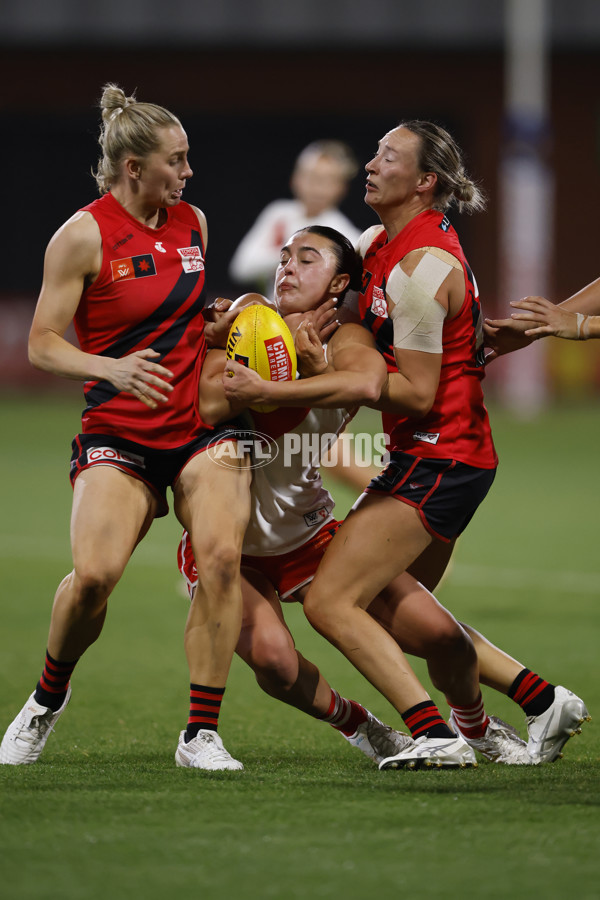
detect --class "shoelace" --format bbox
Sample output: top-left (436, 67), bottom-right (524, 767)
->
top-left (365, 720), bottom-right (411, 754)
top-left (15, 710), bottom-right (55, 745)
top-left (192, 733), bottom-right (234, 764)
top-left (476, 723), bottom-right (530, 762)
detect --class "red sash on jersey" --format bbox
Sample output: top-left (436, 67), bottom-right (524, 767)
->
top-left (74, 193), bottom-right (209, 449)
top-left (359, 210), bottom-right (497, 469)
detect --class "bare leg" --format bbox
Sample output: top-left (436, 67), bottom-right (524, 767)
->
top-left (47, 466), bottom-right (156, 660)
top-left (407, 538), bottom-right (456, 593)
top-left (175, 445), bottom-right (251, 687)
top-left (460, 624), bottom-right (524, 693)
top-left (234, 573), bottom-right (412, 763)
top-left (368, 573), bottom-right (480, 707)
top-left (408, 538), bottom-right (525, 694)
top-left (303, 495), bottom-right (437, 714)
top-left (236, 569), bottom-right (332, 715)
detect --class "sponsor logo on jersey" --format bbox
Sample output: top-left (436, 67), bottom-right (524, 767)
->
top-left (154, 241), bottom-right (167, 253)
top-left (371, 285), bottom-right (388, 318)
top-left (439, 215), bottom-right (451, 232)
top-left (177, 245), bottom-right (205, 273)
top-left (303, 507), bottom-right (330, 528)
top-left (110, 254), bottom-right (157, 282)
top-left (412, 431), bottom-right (440, 445)
top-left (265, 336), bottom-right (293, 381)
top-left (86, 446), bottom-right (146, 468)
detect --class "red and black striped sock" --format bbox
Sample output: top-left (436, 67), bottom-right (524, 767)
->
top-left (401, 700), bottom-right (454, 739)
top-left (185, 684), bottom-right (225, 741)
top-left (34, 649), bottom-right (78, 711)
top-left (508, 668), bottom-right (555, 717)
top-left (317, 689), bottom-right (368, 737)
top-left (449, 693), bottom-right (490, 739)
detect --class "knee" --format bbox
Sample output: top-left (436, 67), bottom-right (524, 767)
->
top-left (70, 564), bottom-right (119, 611)
top-left (249, 631), bottom-right (298, 689)
top-left (195, 539), bottom-right (241, 593)
top-left (302, 588), bottom-right (325, 632)
top-left (435, 619), bottom-right (474, 653)
top-left (427, 622), bottom-right (477, 675)
top-left (303, 587), bottom-right (341, 638)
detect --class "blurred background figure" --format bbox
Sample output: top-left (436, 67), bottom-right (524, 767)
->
top-left (228, 139), bottom-right (362, 296)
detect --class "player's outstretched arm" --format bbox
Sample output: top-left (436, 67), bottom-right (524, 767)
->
top-left (509, 295), bottom-right (600, 340)
top-left (484, 275), bottom-right (600, 359)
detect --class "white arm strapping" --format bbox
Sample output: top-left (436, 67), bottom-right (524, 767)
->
top-left (387, 252), bottom-right (453, 353)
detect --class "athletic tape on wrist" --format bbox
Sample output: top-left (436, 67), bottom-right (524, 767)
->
top-left (576, 312), bottom-right (590, 340)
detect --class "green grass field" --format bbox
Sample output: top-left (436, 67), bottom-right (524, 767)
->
top-left (0, 391), bottom-right (598, 899)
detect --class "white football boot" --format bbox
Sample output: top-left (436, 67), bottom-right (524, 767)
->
top-left (175, 729), bottom-right (244, 771)
top-left (379, 733), bottom-right (477, 770)
top-left (342, 710), bottom-right (414, 764)
top-left (449, 712), bottom-right (534, 765)
top-left (0, 687), bottom-right (72, 765)
top-left (526, 686), bottom-right (590, 763)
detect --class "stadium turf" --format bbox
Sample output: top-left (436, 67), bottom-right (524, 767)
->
top-left (0, 392), bottom-right (598, 899)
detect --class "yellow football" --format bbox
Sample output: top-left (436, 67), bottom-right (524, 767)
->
top-left (226, 304), bottom-right (297, 413)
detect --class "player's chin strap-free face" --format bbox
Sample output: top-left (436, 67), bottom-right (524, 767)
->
top-left (387, 247), bottom-right (462, 353)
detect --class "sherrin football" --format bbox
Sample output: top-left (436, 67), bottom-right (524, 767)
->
top-left (226, 304), bottom-right (297, 413)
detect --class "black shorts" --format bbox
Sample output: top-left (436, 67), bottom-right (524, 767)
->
top-left (365, 450), bottom-right (496, 542)
top-left (69, 420), bottom-right (249, 518)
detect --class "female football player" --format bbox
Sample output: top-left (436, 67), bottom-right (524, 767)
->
top-left (0, 83), bottom-right (251, 772)
top-left (224, 123), bottom-right (589, 767)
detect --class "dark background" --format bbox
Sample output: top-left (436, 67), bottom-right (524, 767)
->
top-left (1, 0), bottom-right (599, 395)
top-left (2, 44), bottom-right (598, 306)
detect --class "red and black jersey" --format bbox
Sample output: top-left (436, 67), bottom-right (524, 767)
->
top-left (74, 193), bottom-right (209, 449)
top-left (359, 210), bottom-right (497, 469)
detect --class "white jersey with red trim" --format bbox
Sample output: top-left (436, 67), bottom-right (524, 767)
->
top-left (242, 403), bottom-right (353, 556)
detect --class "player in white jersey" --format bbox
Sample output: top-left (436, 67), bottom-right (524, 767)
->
top-left (182, 225), bottom-right (562, 769)
top-left (181, 231), bottom-right (421, 765)
top-left (216, 223), bottom-right (588, 767)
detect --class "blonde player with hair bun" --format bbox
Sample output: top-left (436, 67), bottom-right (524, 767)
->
top-left (0, 83), bottom-right (253, 773)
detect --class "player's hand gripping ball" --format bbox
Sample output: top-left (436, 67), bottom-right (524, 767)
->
top-left (226, 304), bottom-right (297, 413)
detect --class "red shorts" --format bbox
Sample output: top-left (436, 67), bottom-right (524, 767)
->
top-left (178, 521), bottom-right (341, 601)
top-left (241, 521), bottom-right (341, 600)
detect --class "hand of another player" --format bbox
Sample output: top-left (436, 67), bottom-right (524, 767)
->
top-left (295, 320), bottom-right (328, 377)
top-left (307, 298), bottom-right (339, 344)
top-left (223, 359), bottom-right (268, 404)
top-left (204, 294), bottom-right (271, 349)
top-left (483, 315), bottom-right (534, 363)
top-left (509, 296), bottom-right (581, 339)
top-left (203, 297), bottom-right (237, 349)
top-left (108, 349), bottom-right (174, 409)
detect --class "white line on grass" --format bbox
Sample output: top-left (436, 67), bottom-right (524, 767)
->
top-left (0, 534), bottom-right (599, 593)
top-left (449, 563), bottom-right (600, 594)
